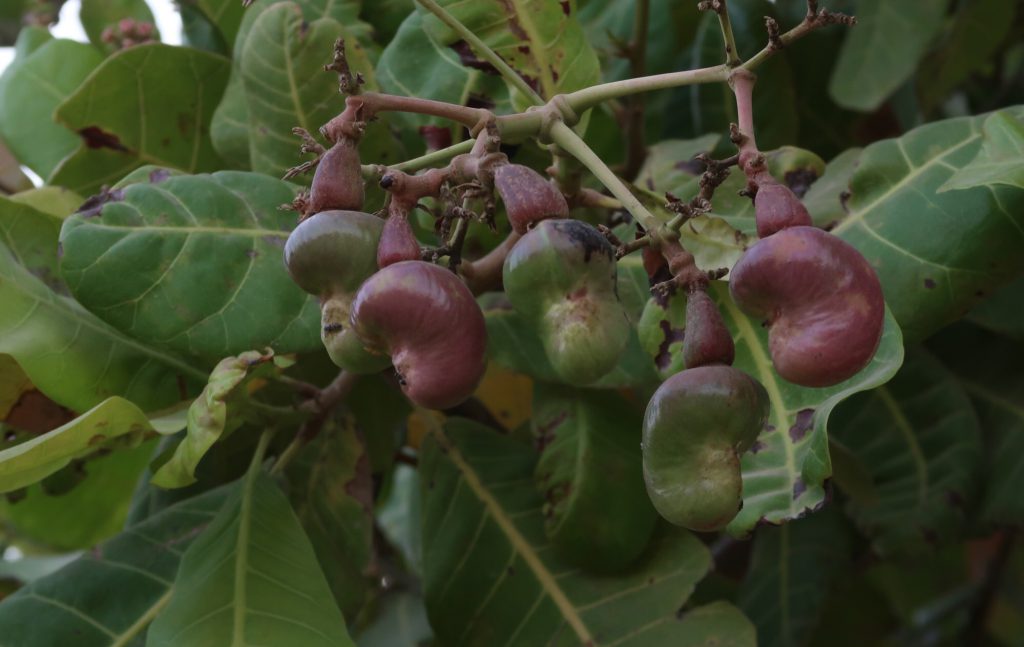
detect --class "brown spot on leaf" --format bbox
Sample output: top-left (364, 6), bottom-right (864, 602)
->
top-left (788, 409), bottom-right (815, 442)
top-left (450, 41), bottom-right (500, 75)
top-left (79, 126), bottom-right (128, 151)
top-left (792, 478), bottom-right (806, 499)
top-left (784, 169), bottom-right (818, 198)
top-left (749, 440), bottom-right (766, 454)
top-left (654, 320), bottom-right (685, 370)
top-left (560, 0), bottom-right (570, 14)
top-left (76, 187), bottom-right (125, 218)
top-left (149, 169), bottom-right (171, 183)
top-left (924, 278), bottom-right (936, 289)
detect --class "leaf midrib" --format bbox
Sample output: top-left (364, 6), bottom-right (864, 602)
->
top-left (432, 426), bottom-right (594, 644)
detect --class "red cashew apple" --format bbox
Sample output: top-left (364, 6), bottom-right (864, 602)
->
top-left (350, 260), bottom-right (487, 409)
top-left (752, 172), bottom-right (812, 238)
top-left (308, 138), bottom-right (365, 213)
top-left (494, 163), bottom-right (569, 234)
top-left (729, 226), bottom-right (884, 387)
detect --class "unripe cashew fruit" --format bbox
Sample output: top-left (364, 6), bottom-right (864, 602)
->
top-left (503, 219), bottom-right (629, 385)
top-left (752, 173), bottom-right (812, 238)
top-left (350, 260), bottom-right (487, 409)
top-left (683, 288), bottom-right (735, 368)
top-left (283, 210), bottom-right (388, 373)
top-left (729, 226), bottom-right (885, 387)
top-left (494, 164), bottom-right (569, 234)
top-left (309, 139), bottom-right (364, 213)
top-left (377, 205), bottom-right (421, 268)
top-left (642, 365), bottom-right (769, 531)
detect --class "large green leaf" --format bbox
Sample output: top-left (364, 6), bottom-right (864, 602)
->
top-left (829, 107), bottom-right (1024, 341)
top-left (376, 11), bottom-right (511, 132)
top-left (802, 147), bottom-right (862, 228)
top-left (58, 171), bottom-right (320, 364)
top-left (737, 508), bottom-right (854, 647)
top-left (51, 43), bottom-right (230, 194)
top-left (420, 418), bottom-right (756, 646)
top-left (0, 396), bottom-right (184, 493)
top-left (967, 274), bottom-right (1024, 342)
top-left (80, 0), bottom-right (158, 48)
top-left (0, 38), bottom-right (105, 179)
top-left (828, 0), bottom-right (946, 112)
top-left (711, 284), bottom-right (905, 535)
top-left (829, 348), bottom-right (983, 555)
top-left (209, 0), bottom-right (370, 170)
top-left (187, 0), bottom-right (247, 51)
top-left (0, 196), bottom-right (204, 413)
top-left (285, 415), bottom-right (374, 619)
top-left (152, 350), bottom-right (278, 488)
top-left (418, 0), bottom-right (601, 109)
top-left (0, 485), bottom-right (231, 646)
top-left (929, 323), bottom-right (1024, 527)
top-left (939, 111), bottom-right (1024, 192)
top-left (147, 465), bottom-right (354, 646)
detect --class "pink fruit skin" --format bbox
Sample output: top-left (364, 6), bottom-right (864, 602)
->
top-left (494, 164), bottom-right (569, 235)
top-left (729, 226), bottom-right (884, 387)
top-left (351, 261), bottom-right (487, 409)
top-left (309, 140), bottom-right (364, 213)
top-left (753, 177), bottom-right (812, 238)
top-left (377, 210), bottom-right (422, 268)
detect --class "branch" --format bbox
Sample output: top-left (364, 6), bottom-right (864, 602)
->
top-left (698, 0), bottom-right (741, 67)
top-left (459, 232), bottom-right (521, 295)
top-left (270, 371), bottom-right (358, 474)
top-left (740, 2), bottom-right (856, 71)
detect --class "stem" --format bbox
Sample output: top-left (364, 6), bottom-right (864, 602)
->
top-left (415, 0), bottom-right (545, 106)
top-left (271, 370), bottom-right (358, 475)
top-left (350, 92), bottom-right (487, 129)
top-left (740, 8), bottom-right (856, 72)
top-left (731, 69), bottom-right (758, 153)
top-left (546, 120), bottom-right (662, 236)
top-left (714, 1), bottom-right (742, 66)
top-left (564, 65), bottom-right (728, 115)
top-left (250, 428), bottom-right (275, 474)
top-left (460, 232), bottom-right (521, 295)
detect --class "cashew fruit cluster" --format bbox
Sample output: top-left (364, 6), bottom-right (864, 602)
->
top-left (503, 219), bottom-right (629, 385)
top-left (730, 226), bottom-right (885, 387)
top-left (284, 210), bottom-right (389, 373)
top-left (642, 365), bottom-right (769, 531)
top-left (351, 260), bottom-right (487, 409)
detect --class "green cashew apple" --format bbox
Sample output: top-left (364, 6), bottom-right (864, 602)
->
top-left (284, 210), bottom-right (389, 373)
top-left (642, 365), bottom-right (769, 531)
top-left (503, 219), bottom-right (629, 385)
top-left (350, 260), bottom-right (487, 409)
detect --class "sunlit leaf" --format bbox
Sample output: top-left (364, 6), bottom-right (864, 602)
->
top-left (939, 111), bottom-right (1024, 192)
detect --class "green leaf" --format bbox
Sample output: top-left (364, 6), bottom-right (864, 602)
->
top-left (147, 467), bottom-right (355, 646)
top-left (530, 385), bottom-right (658, 571)
top-left (355, 590), bottom-right (433, 647)
top-left (0, 484), bottom-right (231, 645)
top-left (80, 0), bottom-right (158, 48)
top-left (210, 0), bottom-right (372, 171)
top-left (830, 107), bottom-right (1024, 341)
top-left (0, 38), bottom-right (105, 179)
top-left (634, 135), bottom-right (722, 194)
top-left (376, 11), bottom-right (511, 132)
top-left (9, 186), bottom-right (84, 219)
top-left (829, 348), bottom-right (983, 555)
top-left (187, 0), bottom-right (247, 51)
top-left (737, 508), bottom-right (854, 647)
top-left (285, 415), bottom-right (374, 619)
top-left (828, 0), bottom-right (947, 112)
top-left (51, 43), bottom-right (230, 194)
top-left (152, 350), bottom-right (276, 488)
top-left (1, 440), bottom-right (158, 551)
top-left (377, 463), bottom-right (423, 577)
top-left (967, 274), bottom-right (1024, 342)
top-left (0, 196), bottom-right (204, 413)
top-left (939, 111), bottom-right (1024, 192)
top-left (712, 284), bottom-right (905, 535)
top-left (916, 0), bottom-right (1016, 114)
top-left (58, 171), bottom-right (320, 364)
top-left (929, 323), bottom-right (1024, 527)
top-left (0, 139), bottom-right (33, 195)
top-left (802, 147), bottom-right (862, 228)
top-left (420, 418), bottom-right (754, 646)
top-left (0, 396), bottom-right (184, 493)
top-left (418, 0), bottom-right (602, 109)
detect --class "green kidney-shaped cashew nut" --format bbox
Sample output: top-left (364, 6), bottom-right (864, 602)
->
top-left (284, 210), bottom-right (389, 373)
top-left (503, 219), bottom-right (630, 385)
top-left (642, 365), bottom-right (770, 531)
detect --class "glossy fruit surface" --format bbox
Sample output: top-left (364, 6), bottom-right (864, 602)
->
top-left (308, 139), bottom-right (365, 213)
top-left (503, 219), bottom-right (629, 385)
top-left (642, 365), bottom-right (769, 531)
top-left (753, 174), bottom-right (812, 238)
top-left (284, 210), bottom-right (382, 298)
top-left (494, 163), bottom-right (569, 234)
top-left (729, 226), bottom-right (885, 387)
top-left (682, 288), bottom-right (735, 368)
top-left (377, 207), bottom-right (421, 268)
top-left (351, 260), bottom-right (486, 409)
